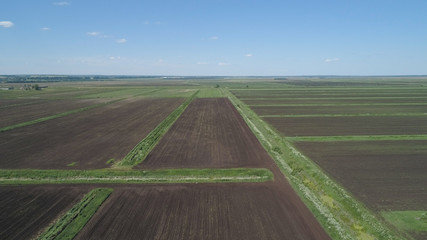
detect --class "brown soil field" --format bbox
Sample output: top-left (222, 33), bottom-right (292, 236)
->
top-left (0, 98), bottom-right (184, 169)
top-left (294, 141), bottom-right (427, 210)
top-left (0, 99), bottom-right (42, 108)
top-left (0, 185), bottom-right (91, 240)
top-left (243, 98), bottom-right (427, 105)
top-left (0, 99), bottom-right (107, 128)
top-left (76, 183), bottom-right (330, 240)
top-left (136, 98), bottom-right (272, 169)
top-left (250, 104), bottom-right (427, 115)
top-left (264, 116), bottom-right (427, 136)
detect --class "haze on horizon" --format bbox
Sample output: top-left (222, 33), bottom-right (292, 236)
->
top-left (1, 0), bottom-right (427, 76)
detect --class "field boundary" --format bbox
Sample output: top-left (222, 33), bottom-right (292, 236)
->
top-left (115, 91), bottom-right (199, 168)
top-left (261, 113), bottom-right (427, 118)
top-left (226, 89), bottom-right (406, 240)
top-left (287, 134), bottom-right (427, 142)
top-left (0, 168), bottom-right (273, 184)
top-left (0, 99), bottom-right (122, 132)
top-left (37, 188), bottom-right (112, 240)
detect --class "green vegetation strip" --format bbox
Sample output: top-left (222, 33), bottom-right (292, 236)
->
top-left (249, 102), bottom-right (427, 107)
top-left (382, 211), bottom-right (427, 233)
top-left (287, 134), bottom-right (427, 142)
top-left (261, 113), bottom-right (427, 118)
top-left (116, 90), bottom-right (199, 167)
top-left (226, 89), bottom-right (405, 240)
top-left (38, 188), bottom-right (112, 240)
top-left (0, 99), bottom-right (122, 132)
top-left (0, 168), bottom-right (273, 184)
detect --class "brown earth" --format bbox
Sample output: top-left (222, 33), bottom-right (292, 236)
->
top-left (0, 99), bottom-right (107, 128)
top-left (0, 98), bottom-right (184, 169)
top-left (0, 185), bottom-right (91, 240)
top-left (76, 183), bottom-right (331, 240)
top-left (250, 104), bottom-right (427, 115)
top-left (136, 98), bottom-right (273, 169)
top-left (264, 116), bottom-right (427, 136)
top-left (294, 140), bottom-right (427, 210)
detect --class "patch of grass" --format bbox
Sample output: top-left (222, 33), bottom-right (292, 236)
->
top-left (66, 162), bottom-right (77, 167)
top-left (382, 211), bottom-right (427, 232)
top-left (196, 87), bottom-right (226, 98)
top-left (0, 168), bottom-right (273, 184)
top-left (105, 158), bottom-right (115, 165)
top-left (0, 99), bottom-right (122, 132)
top-left (116, 90), bottom-right (199, 167)
top-left (38, 188), bottom-right (112, 240)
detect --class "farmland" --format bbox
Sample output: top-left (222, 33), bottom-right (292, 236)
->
top-left (0, 98), bottom-right (184, 169)
top-left (76, 183), bottom-right (329, 240)
top-left (137, 98), bottom-right (273, 169)
top-left (2, 77), bottom-right (426, 240)
top-left (0, 185), bottom-right (91, 240)
top-left (231, 80), bottom-right (427, 239)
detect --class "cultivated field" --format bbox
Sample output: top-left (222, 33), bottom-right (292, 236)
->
top-left (295, 140), bottom-right (427, 210)
top-left (137, 98), bottom-right (273, 169)
top-left (0, 99), bottom-right (106, 128)
top-left (76, 183), bottom-right (330, 240)
top-left (264, 116), bottom-right (427, 136)
top-left (232, 83), bottom-right (427, 239)
top-left (0, 98), bottom-right (184, 169)
top-left (0, 185), bottom-right (91, 240)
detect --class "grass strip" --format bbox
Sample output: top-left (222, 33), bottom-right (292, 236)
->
top-left (116, 90), bottom-right (199, 167)
top-left (261, 113), bottom-right (427, 118)
top-left (0, 99), bottom-right (122, 132)
top-left (287, 134), bottom-right (427, 142)
top-left (38, 188), bottom-right (112, 240)
top-left (382, 211), bottom-right (427, 233)
top-left (248, 102), bottom-right (427, 107)
top-left (0, 168), bottom-right (273, 184)
top-left (226, 89), bottom-right (406, 240)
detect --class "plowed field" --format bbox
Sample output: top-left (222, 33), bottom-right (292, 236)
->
top-left (0, 99), bottom-right (106, 128)
top-left (137, 98), bottom-right (272, 169)
top-left (76, 183), bottom-right (330, 240)
top-left (0, 98), bottom-right (184, 169)
top-left (264, 116), bottom-right (427, 136)
top-left (295, 140), bottom-right (427, 210)
top-left (0, 185), bottom-right (90, 240)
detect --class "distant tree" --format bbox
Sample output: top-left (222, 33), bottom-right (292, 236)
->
top-left (34, 84), bottom-right (41, 90)
top-left (215, 84), bottom-right (220, 88)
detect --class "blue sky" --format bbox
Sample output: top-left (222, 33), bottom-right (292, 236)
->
top-left (1, 0), bottom-right (427, 75)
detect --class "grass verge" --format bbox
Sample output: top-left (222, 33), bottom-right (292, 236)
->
top-left (287, 134), bottom-right (427, 142)
top-left (382, 211), bottom-right (427, 233)
top-left (226, 89), bottom-right (407, 240)
top-left (0, 168), bottom-right (273, 184)
top-left (38, 188), bottom-right (112, 240)
top-left (115, 91), bottom-right (199, 167)
top-left (0, 99), bottom-right (122, 132)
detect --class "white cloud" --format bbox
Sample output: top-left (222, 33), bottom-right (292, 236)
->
top-left (109, 56), bottom-right (121, 60)
top-left (116, 38), bottom-right (127, 43)
top-left (41, 27), bottom-right (50, 31)
top-left (53, 2), bottom-right (70, 6)
top-left (0, 21), bottom-right (14, 28)
top-left (209, 36), bottom-right (219, 40)
top-left (87, 32), bottom-right (100, 36)
top-left (197, 62), bottom-right (208, 65)
top-left (325, 57), bottom-right (340, 62)
top-left (218, 62), bottom-right (229, 66)
top-left (244, 53), bottom-right (253, 57)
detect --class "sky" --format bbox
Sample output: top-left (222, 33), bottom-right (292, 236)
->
top-left (1, 0), bottom-right (427, 76)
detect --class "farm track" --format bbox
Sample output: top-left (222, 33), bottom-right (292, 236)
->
top-left (0, 98), bottom-right (184, 169)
